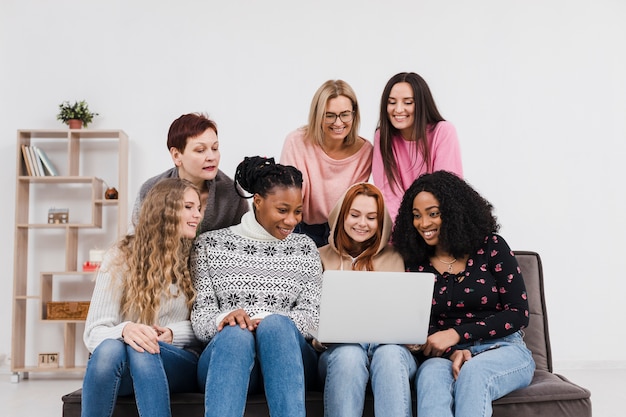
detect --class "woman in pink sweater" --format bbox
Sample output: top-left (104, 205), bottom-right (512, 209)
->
top-left (281, 79), bottom-right (372, 247)
top-left (373, 72), bottom-right (463, 222)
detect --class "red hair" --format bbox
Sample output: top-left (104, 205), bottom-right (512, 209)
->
top-left (333, 183), bottom-right (385, 271)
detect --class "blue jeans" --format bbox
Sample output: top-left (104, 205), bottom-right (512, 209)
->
top-left (416, 331), bottom-right (535, 417)
top-left (81, 338), bottom-right (199, 417)
top-left (319, 343), bottom-right (417, 417)
top-left (197, 314), bottom-right (318, 417)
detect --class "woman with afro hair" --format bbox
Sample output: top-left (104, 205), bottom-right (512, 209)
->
top-left (391, 171), bottom-right (535, 417)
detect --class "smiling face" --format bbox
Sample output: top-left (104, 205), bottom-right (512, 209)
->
top-left (343, 194), bottom-right (378, 244)
top-left (254, 186), bottom-right (303, 240)
top-left (387, 82), bottom-right (415, 140)
top-left (179, 188), bottom-right (202, 239)
top-left (170, 127), bottom-right (220, 186)
top-left (323, 95), bottom-right (354, 144)
top-left (412, 191), bottom-right (443, 247)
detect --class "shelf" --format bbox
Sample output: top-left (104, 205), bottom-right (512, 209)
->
top-left (12, 129), bottom-right (128, 378)
top-left (16, 223), bottom-right (106, 229)
top-left (41, 318), bottom-right (87, 323)
top-left (12, 366), bottom-right (86, 373)
top-left (17, 176), bottom-right (103, 183)
top-left (18, 129), bottom-right (128, 139)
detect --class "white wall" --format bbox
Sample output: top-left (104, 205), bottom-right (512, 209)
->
top-left (1, 0), bottom-right (625, 371)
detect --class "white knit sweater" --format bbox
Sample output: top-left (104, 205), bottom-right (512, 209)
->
top-left (190, 212), bottom-right (323, 343)
top-left (83, 249), bottom-right (200, 353)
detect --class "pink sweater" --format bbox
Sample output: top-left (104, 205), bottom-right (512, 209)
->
top-left (280, 128), bottom-right (373, 225)
top-left (372, 121), bottom-right (463, 222)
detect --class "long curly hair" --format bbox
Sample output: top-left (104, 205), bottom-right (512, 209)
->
top-left (333, 183), bottom-right (385, 271)
top-left (391, 171), bottom-right (499, 263)
top-left (112, 178), bottom-right (200, 324)
top-left (377, 72), bottom-right (445, 193)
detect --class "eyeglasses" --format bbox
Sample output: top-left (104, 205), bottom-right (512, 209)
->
top-left (324, 111), bottom-right (354, 124)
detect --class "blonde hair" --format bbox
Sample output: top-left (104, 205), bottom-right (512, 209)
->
top-left (112, 178), bottom-right (199, 324)
top-left (305, 79), bottom-right (361, 147)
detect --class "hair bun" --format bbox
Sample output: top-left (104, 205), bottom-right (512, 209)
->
top-left (234, 155), bottom-right (303, 198)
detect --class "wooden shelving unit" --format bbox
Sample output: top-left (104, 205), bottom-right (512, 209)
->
top-left (11, 129), bottom-right (128, 382)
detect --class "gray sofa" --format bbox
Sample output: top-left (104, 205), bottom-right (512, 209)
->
top-left (62, 251), bottom-right (592, 417)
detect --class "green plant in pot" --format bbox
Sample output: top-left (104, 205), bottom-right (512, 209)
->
top-left (56, 100), bottom-right (99, 129)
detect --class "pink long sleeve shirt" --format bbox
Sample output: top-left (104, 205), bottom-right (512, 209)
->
top-left (280, 128), bottom-right (373, 225)
top-left (372, 121), bottom-right (463, 222)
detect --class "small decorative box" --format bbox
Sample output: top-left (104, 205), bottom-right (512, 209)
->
top-left (48, 208), bottom-right (69, 224)
top-left (46, 301), bottom-right (90, 320)
top-left (38, 352), bottom-right (60, 368)
top-left (82, 261), bottom-right (100, 272)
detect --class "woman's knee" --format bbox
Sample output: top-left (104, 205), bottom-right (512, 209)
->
top-left (256, 314), bottom-right (294, 333)
top-left (198, 326), bottom-right (255, 371)
top-left (327, 344), bottom-right (368, 369)
top-left (86, 339), bottom-right (127, 376)
top-left (416, 358), bottom-right (451, 384)
top-left (371, 344), bottom-right (416, 377)
top-left (255, 314), bottom-right (300, 344)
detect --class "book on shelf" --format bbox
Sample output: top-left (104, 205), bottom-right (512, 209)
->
top-left (21, 144), bottom-right (34, 176)
top-left (32, 146), bottom-right (46, 176)
top-left (35, 147), bottom-right (59, 176)
top-left (26, 145), bottom-right (41, 176)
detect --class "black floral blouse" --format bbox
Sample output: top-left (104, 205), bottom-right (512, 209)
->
top-left (406, 234), bottom-right (530, 343)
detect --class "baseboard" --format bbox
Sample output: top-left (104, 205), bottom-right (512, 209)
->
top-left (554, 360), bottom-right (626, 370)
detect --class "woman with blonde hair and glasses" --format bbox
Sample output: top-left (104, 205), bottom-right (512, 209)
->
top-left (280, 79), bottom-right (373, 247)
top-left (82, 178), bottom-right (203, 417)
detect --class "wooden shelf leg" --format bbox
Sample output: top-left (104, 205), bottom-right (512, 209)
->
top-left (64, 323), bottom-right (77, 369)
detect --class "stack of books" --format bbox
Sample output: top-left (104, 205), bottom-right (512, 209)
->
top-left (21, 145), bottom-right (59, 176)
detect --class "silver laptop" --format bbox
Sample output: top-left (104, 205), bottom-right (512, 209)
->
top-left (313, 270), bottom-right (435, 344)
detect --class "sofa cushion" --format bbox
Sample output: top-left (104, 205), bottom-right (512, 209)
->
top-left (492, 371), bottom-right (592, 417)
top-left (63, 372), bottom-right (593, 417)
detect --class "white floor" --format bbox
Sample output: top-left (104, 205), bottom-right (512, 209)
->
top-left (0, 367), bottom-right (621, 416)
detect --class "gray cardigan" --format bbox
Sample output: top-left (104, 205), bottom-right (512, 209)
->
top-left (132, 167), bottom-right (249, 234)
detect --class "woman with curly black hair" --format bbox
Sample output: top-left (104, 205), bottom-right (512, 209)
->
top-left (391, 171), bottom-right (535, 417)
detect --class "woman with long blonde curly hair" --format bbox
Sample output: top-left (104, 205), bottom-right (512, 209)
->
top-left (82, 178), bottom-right (202, 417)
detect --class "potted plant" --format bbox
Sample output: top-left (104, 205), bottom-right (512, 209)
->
top-left (56, 100), bottom-right (99, 129)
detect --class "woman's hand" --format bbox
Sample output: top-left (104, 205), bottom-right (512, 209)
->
top-left (450, 349), bottom-right (472, 379)
top-left (122, 322), bottom-right (160, 354)
top-left (421, 328), bottom-right (461, 357)
top-left (312, 338), bottom-right (327, 352)
top-left (153, 325), bottom-right (173, 344)
top-left (218, 308), bottom-right (259, 332)
top-left (405, 344), bottom-right (423, 353)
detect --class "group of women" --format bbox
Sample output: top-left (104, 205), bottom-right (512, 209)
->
top-left (81, 72), bottom-right (535, 417)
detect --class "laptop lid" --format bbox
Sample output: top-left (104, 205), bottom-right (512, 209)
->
top-left (313, 270), bottom-right (435, 344)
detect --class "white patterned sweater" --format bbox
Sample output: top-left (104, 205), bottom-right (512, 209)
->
top-left (190, 212), bottom-right (323, 344)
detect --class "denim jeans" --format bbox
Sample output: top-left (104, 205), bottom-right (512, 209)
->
top-left (415, 331), bottom-right (535, 417)
top-left (81, 338), bottom-right (199, 417)
top-left (197, 314), bottom-right (318, 417)
top-left (319, 343), bottom-right (417, 417)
